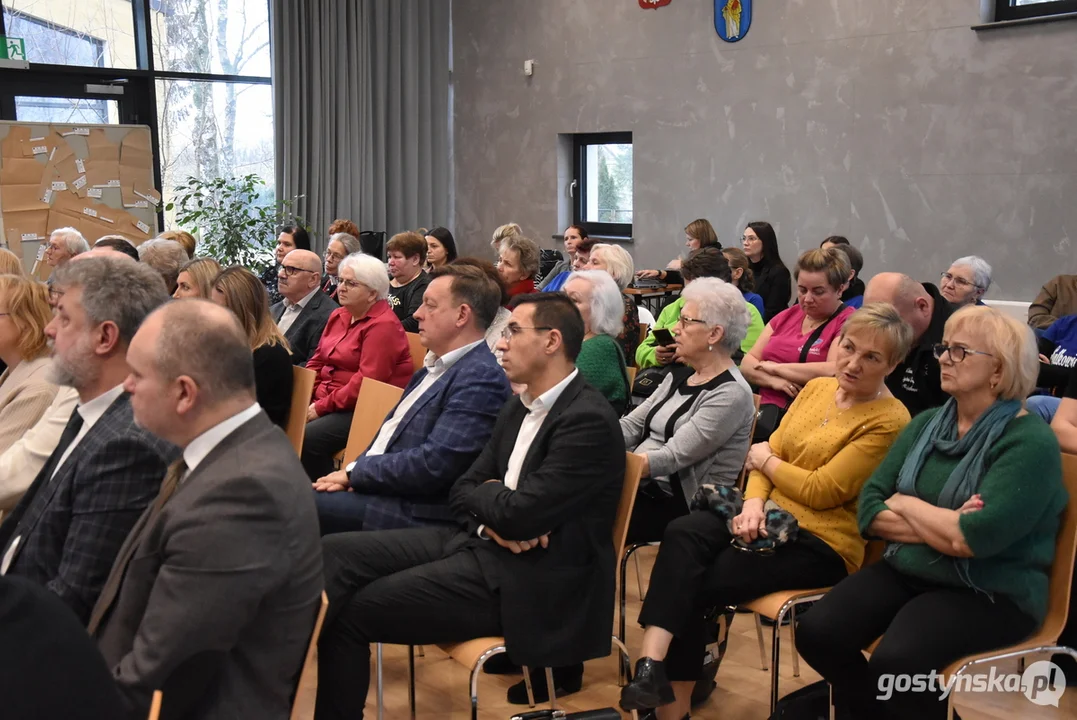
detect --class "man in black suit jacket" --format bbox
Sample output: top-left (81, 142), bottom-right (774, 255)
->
top-left (270, 249), bottom-right (339, 365)
top-left (0, 256), bottom-right (176, 623)
top-left (315, 293), bottom-right (626, 720)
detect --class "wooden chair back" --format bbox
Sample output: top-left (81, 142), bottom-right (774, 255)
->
top-left (614, 453), bottom-right (645, 558)
top-left (341, 379), bottom-right (405, 465)
top-left (289, 592), bottom-right (329, 720)
top-left (406, 332), bottom-right (426, 371)
top-left (737, 394), bottom-right (763, 490)
top-left (626, 366), bottom-right (638, 388)
top-left (147, 691), bottom-right (162, 720)
top-left (284, 366), bottom-right (316, 455)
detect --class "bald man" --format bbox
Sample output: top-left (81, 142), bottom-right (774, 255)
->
top-left (90, 300), bottom-right (322, 720)
top-left (863, 272), bottom-right (952, 415)
top-left (270, 249), bottom-right (339, 365)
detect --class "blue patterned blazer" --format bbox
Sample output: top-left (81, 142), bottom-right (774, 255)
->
top-left (350, 343), bottom-right (511, 530)
top-left (0, 392), bottom-right (177, 624)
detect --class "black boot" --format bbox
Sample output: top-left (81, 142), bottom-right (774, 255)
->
top-left (620, 657), bottom-right (675, 711)
top-left (481, 653), bottom-right (521, 675)
top-left (506, 663), bottom-right (584, 704)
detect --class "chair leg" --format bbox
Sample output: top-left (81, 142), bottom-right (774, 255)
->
top-left (471, 645), bottom-right (507, 720)
top-left (618, 545), bottom-right (641, 685)
top-left (612, 635), bottom-right (633, 687)
top-left (770, 616), bottom-right (782, 713)
top-left (522, 665), bottom-right (536, 707)
top-left (546, 667), bottom-right (557, 710)
top-left (634, 551), bottom-right (645, 598)
top-left (376, 643), bottom-right (385, 720)
top-left (754, 613), bottom-right (769, 671)
top-left (417, 645), bottom-right (425, 658)
top-left (790, 604), bottom-right (800, 677)
top-left (828, 682), bottom-right (836, 720)
top-left (407, 645), bottom-right (416, 719)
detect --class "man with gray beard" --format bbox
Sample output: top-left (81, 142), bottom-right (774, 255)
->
top-left (0, 255), bottom-right (177, 624)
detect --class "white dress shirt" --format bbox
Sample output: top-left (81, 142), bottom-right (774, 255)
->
top-left (347, 339), bottom-right (485, 470)
top-left (181, 403), bottom-right (263, 481)
top-left (277, 286), bottom-right (320, 335)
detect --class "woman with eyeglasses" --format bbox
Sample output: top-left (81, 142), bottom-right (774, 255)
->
top-left (741, 221), bottom-right (791, 323)
top-left (322, 230), bottom-right (363, 301)
top-left (796, 305), bottom-right (1066, 720)
top-left (301, 253), bottom-right (414, 480)
top-left (621, 304), bottom-right (912, 719)
top-left (939, 255), bottom-right (991, 308)
top-left (261, 226), bottom-right (310, 306)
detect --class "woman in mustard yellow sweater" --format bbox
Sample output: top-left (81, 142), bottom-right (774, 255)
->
top-left (620, 304), bottom-right (913, 719)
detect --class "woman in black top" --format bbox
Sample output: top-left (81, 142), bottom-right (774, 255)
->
top-left (212, 266), bottom-right (295, 428)
top-left (261, 225), bottom-right (310, 306)
top-left (742, 221), bottom-right (791, 323)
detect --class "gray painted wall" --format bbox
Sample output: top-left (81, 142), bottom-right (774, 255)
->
top-left (451, 0), bottom-right (1077, 301)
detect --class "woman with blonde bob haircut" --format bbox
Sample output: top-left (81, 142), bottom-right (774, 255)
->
top-left (587, 243), bottom-right (642, 362)
top-left (797, 305), bottom-right (1064, 720)
top-left (0, 249), bottom-right (25, 276)
top-left (210, 266), bottom-right (294, 428)
top-left (0, 275), bottom-right (65, 453)
top-left (173, 256), bottom-right (222, 299)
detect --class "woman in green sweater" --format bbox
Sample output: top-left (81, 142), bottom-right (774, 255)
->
top-left (564, 270), bottom-right (630, 414)
top-left (795, 305), bottom-right (1067, 720)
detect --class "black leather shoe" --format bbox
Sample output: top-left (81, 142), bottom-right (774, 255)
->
top-left (620, 657), bottom-right (676, 711)
top-left (482, 653), bottom-right (522, 675)
top-left (506, 664), bottom-right (584, 704)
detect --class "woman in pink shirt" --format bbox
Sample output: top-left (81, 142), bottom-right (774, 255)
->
top-left (741, 248), bottom-right (854, 438)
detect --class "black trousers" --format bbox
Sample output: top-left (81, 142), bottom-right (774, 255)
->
top-left (625, 480), bottom-right (689, 545)
top-left (638, 510), bottom-right (847, 681)
top-left (315, 526), bottom-right (502, 720)
top-left (301, 410), bottom-right (353, 481)
top-left (795, 560), bottom-right (1038, 720)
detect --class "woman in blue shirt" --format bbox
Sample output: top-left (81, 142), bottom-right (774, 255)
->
top-left (722, 247), bottom-right (765, 316)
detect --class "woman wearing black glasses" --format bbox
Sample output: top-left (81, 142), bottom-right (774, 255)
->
top-left (796, 305), bottom-right (1067, 720)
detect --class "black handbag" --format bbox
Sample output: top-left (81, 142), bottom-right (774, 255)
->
top-left (631, 365), bottom-right (675, 399)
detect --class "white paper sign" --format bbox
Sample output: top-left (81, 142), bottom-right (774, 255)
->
top-left (51, 181), bottom-right (67, 191)
top-left (98, 215), bottom-right (114, 224)
top-left (82, 207), bottom-right (98, 218)
top-left (99, 179), bottom-right (121, 188)
top-left (29, 136), bottom-right (44, 142)
top-left (41, 189), bottom-right (53, 204)
top-left (61, 127), bottom-right (90, 137)
top-left (123, 200), bottom-right (149, 208)
top-left (87, 188), bottom-right (103, 199)
top-left (72, 175), bottom-right (87, 190)
top-left (21, 233), bottom-right (39, 242)
top-left (133, 190), bottom-right (160, 206)
top-left (31, 145), bottom-right (47, 155)
top-left (135, 221), bottom-right (151, 235)
top-left (35, 246), bottom-right (45, 261)
top-left (75, 158), bottom-right (85, 174)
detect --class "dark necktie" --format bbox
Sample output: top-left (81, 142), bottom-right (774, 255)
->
top-left (88, 458), bottom-right (187, 635)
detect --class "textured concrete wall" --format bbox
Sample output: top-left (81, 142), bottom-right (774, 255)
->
top-left (451, 0), bottom-right (1077, 301)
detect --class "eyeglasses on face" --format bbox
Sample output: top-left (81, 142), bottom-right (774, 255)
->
top-left (940, 272), bottom-right (981, 290)
top-left (324, 251), bottom-right (345, 262)
top-left (48, 287), bottom-right (64, 303)
top-left (338, 279), bottom-right (365, 291)
top-left (280, 265), bottom-right (318, 277)
top-left (932, 343), bottom-right (994, 363)
top-left (500, 325), bottom-right (552, 341)
top-left (676, 314), bottom-right (708, 327)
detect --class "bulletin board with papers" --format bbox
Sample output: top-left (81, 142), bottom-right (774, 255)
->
top-left (0, 121), bottom-right (160, 275)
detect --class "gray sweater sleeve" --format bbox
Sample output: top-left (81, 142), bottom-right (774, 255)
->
top-left (645, 383), bottom-right (753, 480)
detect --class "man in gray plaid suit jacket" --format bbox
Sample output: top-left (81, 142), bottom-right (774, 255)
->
top-left (0, 256), bottom-right (177, 624)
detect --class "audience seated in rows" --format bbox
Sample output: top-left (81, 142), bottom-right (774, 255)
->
top-left (742, 248), bottom-right (855, 438)
top-left (263, 225), bottom-right (311, 306)
top-left (797, 306), bottom-right (1064, 720)
top-left (301, 253), bottom-right (413, 480)
top-left (322, 227), bottom-right (362, 301)
top-left (211, 267), bottom-right (295, 428)
top-left (424, 226), bottom-right (458, 272)
top-left (864, 272), bottom-right (953, 416)
top-left (156, 229), bottom-right (197, 259)
top-left (93, 235), bottom-right (140, 262)
top-left (722, 247), bottom-right (765, 317)
top-left (270, 249), bottom-right (338, 366)
top-left (637, 247), bottom-right (763, 370)
top-left (44, 227), bottom-right (89, 272)
top-left (311, 263), bottom-right (512, 534)
top-left (940, 255), bottom-right (991, 308)
top-left (564, 270), bottom-right (631, 414)
top-left (637, 218), bottom-right (720, 286)
top-left (1029, 272), bottom-right (1077, 331)
top-left (587, 242), bottom-right (641, 363)
top-left (539, 224), bottom-right (587, 291)
top-left (498, 234), bottom-right (540, 301)
top-left (315, 293), bottom-right (626, 720)
top-left (820, 237), bottom-right (866, 308)
top-left (90, 299), bottom-right (322, 720)
top-left (620, 304), bottom-right (913, 718)
top-left (624, 277), bottom-right (756, 546)
top-left (386, 231), bottom-right (432, 332)
top-left (137, 238), bottom-right (188, 296)
top-left (172, 256), bottom-right (222, 299)
top-left (742, 221), bottom-right (791, 323)
top-left (0, 256), bottom-right (176, 623)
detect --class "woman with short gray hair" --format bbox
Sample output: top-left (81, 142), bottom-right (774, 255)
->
top-left (301, 252), bottom-right (414, 480)
top-left (940, 255), bottom-right (991, 307)
top-left (322, 232), bottom-right (364, 300)
top-left (621, 277), bottom-right (757, 545)
top-left (564, 271), bottom-right (630, 414)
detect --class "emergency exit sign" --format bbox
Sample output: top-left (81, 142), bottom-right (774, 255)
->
top-left (1, 37), bottom-right (26, 61)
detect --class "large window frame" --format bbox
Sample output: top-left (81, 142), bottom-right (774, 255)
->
top-left (994, 0), bottom-right (1077, 22)
top-left (572, 131), bottom-right (633, 238)
top-left (0, 0), bottom-right (273, 230)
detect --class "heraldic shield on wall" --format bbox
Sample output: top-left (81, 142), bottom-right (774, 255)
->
top-left (715, 0), bottom-right (752, 42)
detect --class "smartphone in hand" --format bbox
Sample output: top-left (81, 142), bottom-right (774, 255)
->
top-left (652, 328), bottom-right (676, 346)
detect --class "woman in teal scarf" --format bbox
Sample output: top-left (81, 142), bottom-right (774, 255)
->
top-left (795, 306), bottom-right (1068, 720)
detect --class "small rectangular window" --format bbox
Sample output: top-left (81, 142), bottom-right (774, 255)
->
top-left (573, 132), bottom-right (632, 237)
top-left (995, 0), bottom-right (1077, 22)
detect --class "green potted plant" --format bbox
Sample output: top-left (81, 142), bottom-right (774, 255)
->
top-left (165, 174), bottom-right (305, 271)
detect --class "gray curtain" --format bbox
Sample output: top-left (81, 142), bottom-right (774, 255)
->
top-left (271, 0), bottom-right (451, 251)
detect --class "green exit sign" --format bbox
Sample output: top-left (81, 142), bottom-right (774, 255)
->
top-left (1, 37), bottom-right (26, 61)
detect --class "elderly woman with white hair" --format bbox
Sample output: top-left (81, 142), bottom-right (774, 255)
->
top-left (621, 277), bottom-right (757, 545)
top-left (322, 232), bottom-right (364, 300)
top-left (940, 255), bottom-right (991, 308)
top-left (301, 253), bottom-right (415, 480)
top-left (587, 242), bottom-right (643, 362)
top-left (44, 227), bottom-right (89, 270)
top-left (563, 270), bottom-right (631, 414)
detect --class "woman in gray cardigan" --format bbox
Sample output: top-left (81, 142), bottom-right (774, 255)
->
top-left (623, 278), bottom-right (757, 543)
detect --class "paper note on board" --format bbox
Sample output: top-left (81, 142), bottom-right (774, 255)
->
top-left (87, 188), bottom-right (103, 199)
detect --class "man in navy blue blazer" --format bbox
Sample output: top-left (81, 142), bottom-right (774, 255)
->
top-left (312, 263), bottom-right (511, 533)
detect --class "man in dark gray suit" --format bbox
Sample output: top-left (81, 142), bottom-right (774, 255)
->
top-left (270, 248), bottom-right (338, 365)
top-left (89, 300), bottom-right (323, 720)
